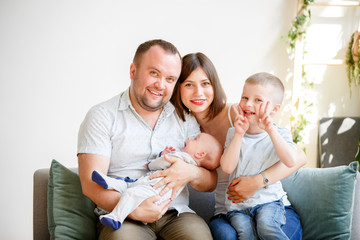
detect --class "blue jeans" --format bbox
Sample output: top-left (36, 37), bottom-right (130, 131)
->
top-left (227, 200), bottom-right (287, 240)
top-left (209, 205), bottom-right (302, 240)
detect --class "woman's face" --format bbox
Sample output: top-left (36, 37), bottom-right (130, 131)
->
top-left (180, 67), bottom-right (214, 115)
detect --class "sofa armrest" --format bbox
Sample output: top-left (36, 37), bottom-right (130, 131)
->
top-left (351, 173), bottom-right (360, 239)
top-left (33, 168), bottom-right (50, 240)
top-left (33, 167), bottom-right (78, 240)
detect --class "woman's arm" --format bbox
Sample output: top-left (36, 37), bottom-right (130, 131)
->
top-left (227, 145), bottom-right (307, 203)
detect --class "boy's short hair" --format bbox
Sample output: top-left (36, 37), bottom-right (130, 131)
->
top-left (246, 72), bottom-right (285, 104)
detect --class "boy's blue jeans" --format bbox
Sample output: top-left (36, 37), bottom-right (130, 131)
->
top-left (226, 200), bottom-right (288, 240)
top-left (209, 203), bottom-right (302, 240)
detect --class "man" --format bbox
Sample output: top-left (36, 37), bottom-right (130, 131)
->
top-left (77, 39), bottom-right (216, 239)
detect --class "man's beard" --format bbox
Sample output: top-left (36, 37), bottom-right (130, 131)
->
top-left (135, 93), bottom-right (167, 112)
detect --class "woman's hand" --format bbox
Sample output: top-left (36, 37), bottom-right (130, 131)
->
top-left (150, 154), bottom-right (194, 200)
top-left (227, 174), bottom-right (262, 203)
top-left (128, 195), bottom-right (170, 223)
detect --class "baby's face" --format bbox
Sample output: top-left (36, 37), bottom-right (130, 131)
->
top-left (181, 133), bottom-right (208, 155)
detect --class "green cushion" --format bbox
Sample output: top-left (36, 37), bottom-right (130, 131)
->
top-left (282, 161), bottom-right (358, 240)
top-left (47, 159), bottom-right (97, 240)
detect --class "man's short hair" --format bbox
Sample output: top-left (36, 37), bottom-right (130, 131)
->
top-left (133, 39), bottom-right (181, 67)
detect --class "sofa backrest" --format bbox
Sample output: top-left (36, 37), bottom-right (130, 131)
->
top-left (318, 117), bottom-right (360, 167)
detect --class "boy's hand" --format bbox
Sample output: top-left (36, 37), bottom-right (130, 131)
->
top-left (233, 104), bottom-right (249, 135)
top-left (161, 146), bottom-right (176, 156)
top-left (257, 101), bottom-right (274, 131)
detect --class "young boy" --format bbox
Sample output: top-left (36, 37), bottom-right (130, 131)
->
top-left (220, 72), bottom-right (297, 240)
top-left (92, 132), bottom-right (222, 230)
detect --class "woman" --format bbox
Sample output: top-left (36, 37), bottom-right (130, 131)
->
top-left (171, 52), bottom-right (306, 240)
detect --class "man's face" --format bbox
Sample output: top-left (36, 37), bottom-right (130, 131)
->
top-left (130, 45), bottom-right (181, 112)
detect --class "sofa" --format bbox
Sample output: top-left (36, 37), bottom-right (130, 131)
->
top-left (33, 117), bottom-right (360, 239)
top-left (33, 163), bottom-right (359, 240)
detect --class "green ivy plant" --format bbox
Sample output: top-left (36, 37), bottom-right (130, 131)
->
top-left (283, 0), bottom-right (315, 147)
top-left (345, 32), bottom-right (360, 96)
top-left (289, 70), bottom-right (314, 151)
top-left (284, 0), bottom-right (315, 51)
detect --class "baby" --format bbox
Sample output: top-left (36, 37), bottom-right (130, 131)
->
top-left (92, 132), bottom-right (222, 230)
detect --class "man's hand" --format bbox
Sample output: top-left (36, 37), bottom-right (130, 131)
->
top-left (227, 175), bottom-right (262, 203)
top-left (128, 195), bottom-right (170, 223)
top-left (150, 154), bottom-right (193, 200)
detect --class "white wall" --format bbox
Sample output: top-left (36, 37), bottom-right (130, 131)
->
top-left (0, 0), bottom-right (358, 238)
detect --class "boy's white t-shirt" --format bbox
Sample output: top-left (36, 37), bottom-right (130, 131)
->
top-left (224, 126), bottom-right (295, 212)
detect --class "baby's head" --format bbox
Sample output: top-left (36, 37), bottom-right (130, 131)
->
top-left (181, 133), bottom-right (222, 170)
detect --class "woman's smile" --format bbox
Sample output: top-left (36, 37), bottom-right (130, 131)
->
top-left (190, 99), bottom-right (206, 105)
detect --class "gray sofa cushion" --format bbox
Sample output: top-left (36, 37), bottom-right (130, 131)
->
top-left (319, 117), bottom-right (360, 167)
top-left (282, 161), bottom-right (358, 240)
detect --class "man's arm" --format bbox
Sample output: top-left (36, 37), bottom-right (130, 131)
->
top-left (150, 154), bottom-right (217, 200)
top-left (78, 153), bottom-right (120, 211)
top-left (78, 153), bottom-right (170, 222)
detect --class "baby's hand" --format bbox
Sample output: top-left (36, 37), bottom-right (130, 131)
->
top-left (257, 101), bottom-right (274, 131)
top-left (161, 146), bottom-right (176, 156)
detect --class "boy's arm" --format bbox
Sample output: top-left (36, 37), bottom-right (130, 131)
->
top-left (221, 112), bottom-right (249, 174)
top-left (267, 127), bottom-right (297, 168)
top-left (258, 101), bottom-right (296, 167)
top-left (221, 133), bottom-right (242, 174)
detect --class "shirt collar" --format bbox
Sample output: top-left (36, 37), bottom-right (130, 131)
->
top-left (118, 88), bottom-right (131, 111)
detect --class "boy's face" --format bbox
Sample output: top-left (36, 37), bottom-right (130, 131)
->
top-left (181, 133), bottom-right (209, 156)
top-left (239, 82), bottom-right (277, 121)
